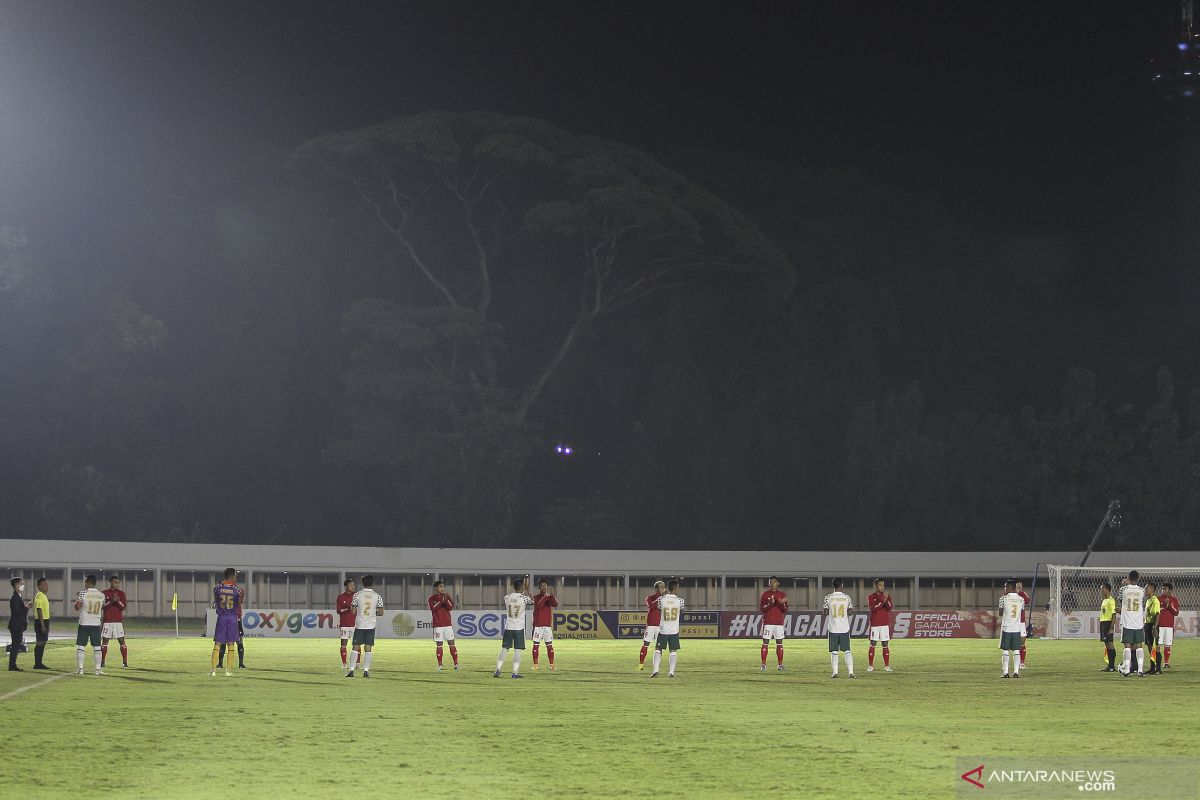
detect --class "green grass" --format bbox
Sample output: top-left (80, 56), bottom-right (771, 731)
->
top-left (1, 638), bottom-right (1196, 799)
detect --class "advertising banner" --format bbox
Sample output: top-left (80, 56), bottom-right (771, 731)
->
top-left (613, 610), bottom-right (721, 639)
top-left (1055, 610), bottom-right (1199, 639)
top-left (550, 610), bottom-right (619, 640)
top-left (718, 610), bottom-right (1046, 639)
top-left (206, 608), bottom-right (624, 639)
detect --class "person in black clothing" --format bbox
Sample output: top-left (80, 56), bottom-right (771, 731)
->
top-left (8, 577), bottom-right (30, 671)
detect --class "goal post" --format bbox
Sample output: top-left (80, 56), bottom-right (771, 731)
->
top-left (1046, 565), bottom-right (1199, 639)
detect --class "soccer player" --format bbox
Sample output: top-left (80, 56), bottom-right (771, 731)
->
top-left (1099, 582), bottom-right (1116, 672)
top-left (32, 577), bottom-right (51, 670)
top-left (495, 577), bottom-right (532, 679)
top-left (74, 575), bottom-right (105, 676)
top-left (216, 573), bottom-right (246, 670)
top-left (346, 574), bottom-right (383, 678)
top-left (1015, 580), bottom-right (1031, 669)
top-left (1143, 582), bottom-right (1161, 675)
top-left (866, 578), bottom-right (894, 673)
top-left (336, 578), bottom-right (356, 671)
top-left (637, 580), bottom-right (665, 670)
top-left (428, 580), bottom-right (459, 671)
top-left (998, 579), bottom-right (1024, 678)
top-left (210, 568), bottom-right (243, 677)
top-left (1158, 581), bottom-right (1179, 670)
top-left (531, 579), bottom-right (558, 671)
top-left (823, 578), bottom-right (855, 678)
top-left (101, 575), bottom-right (129, 668)
top-left (759, 576), bottom-right (788, 672)
top-left (652, 578), bottom-right (683, 678)
top-left (1118, 570), bottom-right (1146, 677)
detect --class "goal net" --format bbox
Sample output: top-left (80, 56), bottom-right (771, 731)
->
top-left (1046, 565), bottom-right (1199, 639)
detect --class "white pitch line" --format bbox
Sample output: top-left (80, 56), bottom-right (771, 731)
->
top-left (0, 672), bottom-right (67, 701)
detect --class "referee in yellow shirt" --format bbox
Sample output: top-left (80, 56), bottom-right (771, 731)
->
top-left (1099, 581), bottom-right (1116, 672)
top-left (32, 577), bottom-right (51, 670)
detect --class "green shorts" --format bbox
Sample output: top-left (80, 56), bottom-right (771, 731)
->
top-left (502, 629), bottom-right (525, 650)
top-left (351, 628), bottom-right (376, 647)
top-left (1122, 627), bottom-right (1145, 645)
top-left (76, 625), bottom-right (101, 647)
top-left (827, 632), bottom-right (850, 652)
top-left (999, 631), bottom-right (1022, 650)
top-left (655, 633), bottom-right (681, 651)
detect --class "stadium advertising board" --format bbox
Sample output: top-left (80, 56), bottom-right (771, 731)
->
top-left (550, 610), bottom-right (618, 639)
top-left (208, 609), bottom-right (561, 639)
top-left (719, 610), bottom-right (1044, 638)
top-left (615, 610), bottom-right (721, 638)
top-left (1055, 610), bottom-right (1199, 638)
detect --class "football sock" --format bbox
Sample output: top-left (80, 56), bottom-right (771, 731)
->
top-left (1135, 649), bottom-right (1143, 673)
top-left (119, 643), bottom-right (128, 665)
top-left (512, 652), bottom-right (521, 673)
top-left (348, 649), bottom-right (359, 673)
top-left (217, 643), bottom-right (226, 668)
top-left (340, 643), bottom-right (347, 666)
top-left (639, 644), bottom-right (648, 665)
top-left (547, 644), bottom-right (555, 665)
top-left (1155, 649), bottom-right (1162, 671)
top-left (1002, 651), bottom-right (1010, 674)
top-left (652, 649), bottom-right (662, 673)
top-left (77, 646), bottom-right (86, 671)
top-left (668, 651), bottom-right (677, 674)
top-left (776, 644), bottom-right (784, 666)
top-left (496, 649), bottom-right (508, 673)
top-left (532, 644), bottom-right (540, 665)
top-left (210, 644), bottom-right (220, 671)
top-left (1122, 650), bottom-right (1131, 673)
top-left (101, 644), bottom-right (108, 666)
top-left (1013, 654), bottom-right (1020, 675)
top-left (883, 646), bottom-right (890, 667)
top-left (845, 652), bottom-right (854, 674)
top-left (93, 647), bottom-right (101, 669)
top-left (830, 653), bottom-right (838, 676)
top-left (761, 641), bottom-right (769, 666)
top-left (236, 640), bottom-right (244, 666)
top-left (436, 645), bottom-right (444, 666)
top-left (449, 644), bottom-right (458, 665)
top-left (1019, 645), bottom-right (1026, 666)
top-left (1165, 645), bottom-right (1171, 665)
top-left (868, 644), bottom-right (875, 667)
top-left (363, 651), bottom-right (373, 671)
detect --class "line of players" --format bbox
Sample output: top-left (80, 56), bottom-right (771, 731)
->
top-left (1098, 570), bottom-right (1180, 677)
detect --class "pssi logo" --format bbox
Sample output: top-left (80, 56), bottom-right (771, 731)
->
top-left (455, 612), bottom-right (503, 637)
top-left (553, 612), bottom-right (596, 632)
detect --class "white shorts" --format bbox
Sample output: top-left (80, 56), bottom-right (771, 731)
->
top-left (101, 622), bottom-right (125, 639)
top-left (761, 624), bottom-right (786, 641)
top-left (642, 625), bottom-right (660, 644)
top-left (532, 626), bottom-right (553, 643)
top-left (339, 626), bottom-right (355, 640)
top-left (869, 625), bottom-right (890, 643)
top-left (1159, 627), bottom-right (1174, 646)
top-left (432, 626), bottom-right (454, 643)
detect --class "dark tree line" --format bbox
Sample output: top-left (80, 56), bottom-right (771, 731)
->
top-left (1, 112), bottom-right (1197, 549)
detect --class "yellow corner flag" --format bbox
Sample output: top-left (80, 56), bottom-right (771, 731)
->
top-left (171, 592), bottom-right (178, 611)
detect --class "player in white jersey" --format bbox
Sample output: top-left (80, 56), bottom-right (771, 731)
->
top-left (997, 579), bottom-right (1025, 678)
top-left (345, 574), bottom-right (383, 678)
top-left (1118, 570), bottom-right (1146, 677)
top-left (72, 574), bottom-right (105, 675)
top-left (822, 578), bottom-right (855, 678)
top-left (652, 579), bottom-right (684, 678)
top-left (495, 577), bottom-right (533, 678)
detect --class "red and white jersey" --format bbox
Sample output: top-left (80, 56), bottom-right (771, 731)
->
top-left (532, 592), bottom-right (558, 627)
top-left (1017, 591), bottom-right (1031, 623)
top-left (336, 591), bottom-right (356, 628)
top-left (867, 591), bottom-right (893, 627)
top-left (102, 588), bottom-right (127, 623)
top-left (759, 590), bottom-right (788, 626)
top-left (645, 593), bottom-right (663, 627)
top-left (1158, 595), bottom-right (1180, 628)
top-left (428, 593), bottom-right (455, 628)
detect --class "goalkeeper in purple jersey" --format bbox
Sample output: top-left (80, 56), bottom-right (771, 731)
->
top-left (210, 568), bottom-right (243, 677)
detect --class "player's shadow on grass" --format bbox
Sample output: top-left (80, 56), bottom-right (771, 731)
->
top-left (240, 674), bottom-right (336, 687)
top-left (108, 674), bottom-right (172, 684)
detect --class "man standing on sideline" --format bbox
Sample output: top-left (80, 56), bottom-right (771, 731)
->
top-left (758, 576), bottom-right (787, 672)
top-left (1158, 582), bottom-right (1179, 670)
top-left (32, 577), bottom-right (51, 670)
top-left (336, 578), bottom-right (356, 671)
top-left (8, 577), bottom-right (29, 671)
top-left (1015, 580), bottom-right (1031, 670)
top-left (823, 578), bottom-right (855, 678)
top-left (637, 581), bottom-right (665, 671)
top-left (428, 580), bottom-right (459, 671)
top-left (1143, 582), bottom-right (1161, 675)
top-left (101, 575), bottom-right (129, 668)
top-left (74, 575), bottom-right (105, 676)
top-left (867, 578), bottom-right (894, 673)
top-left (531, 579), bottom-right (558, 671)
top-left (1099, 582), bottom-right (1116, 672)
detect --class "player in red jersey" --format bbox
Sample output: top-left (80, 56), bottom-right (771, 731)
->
top-left (637, 581), bottom-right (666, 670)
top-left (866, 578), bottom-right (894, 672)
top-left (531, 579), bottom-right (559, 670)
top-left (759, 576), bottom-right (788, 672)
top-left (101, 576), bottom-right (129, 668)
top-left (1016, 581), bottom-right (1031, 668)
top-left (428, 580), bottom-right (459, 671)
top-left (1157, 581), bottom-right (1180, 670)
top-left (336, 578), bottom-right (356, 671)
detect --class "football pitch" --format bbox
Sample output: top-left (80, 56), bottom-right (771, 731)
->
top-left (2, 637), bottom-right (1197, 799)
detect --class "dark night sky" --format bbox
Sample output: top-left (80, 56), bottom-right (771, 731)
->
top-left (0, 1), bottom-right (1181, 268)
